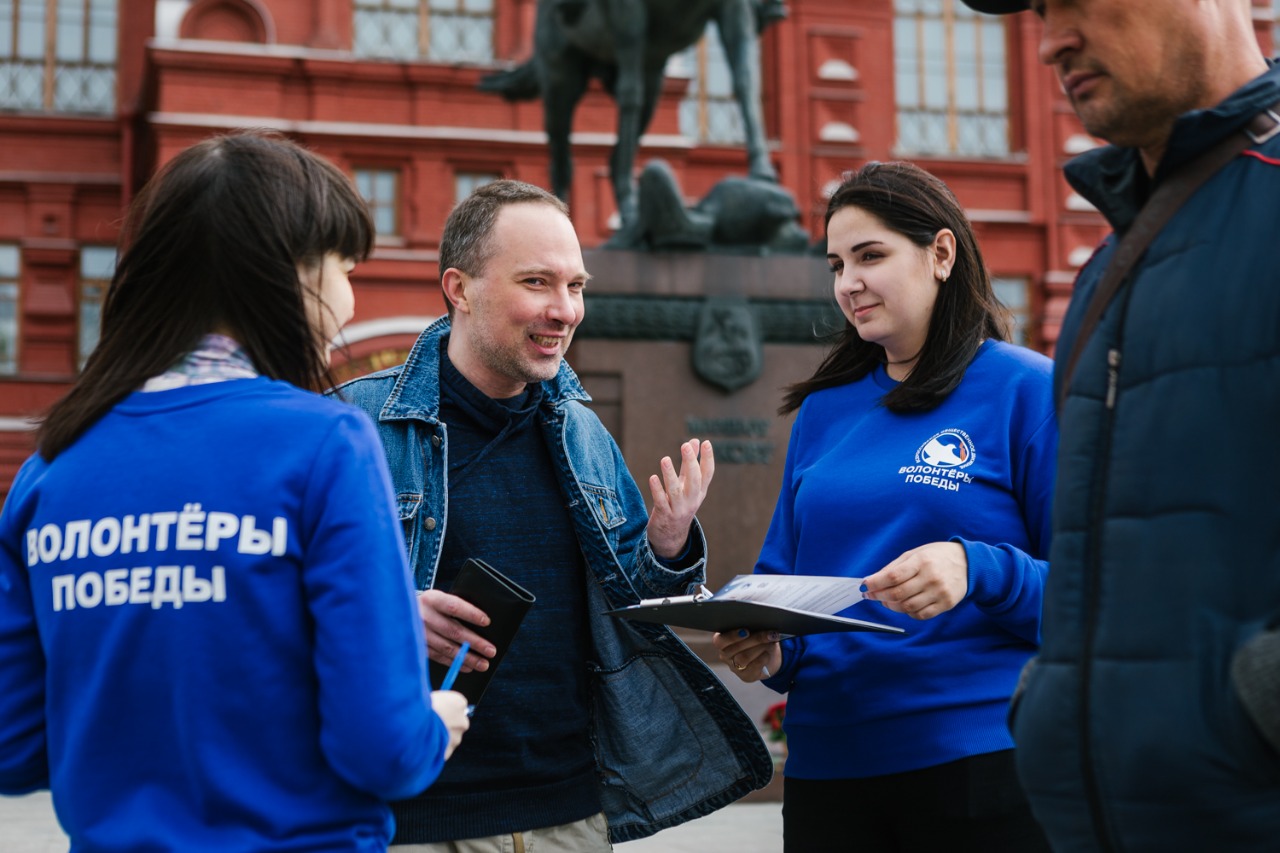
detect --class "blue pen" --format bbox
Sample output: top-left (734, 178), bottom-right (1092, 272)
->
top-left (440, 641), bottom-right (470, 691)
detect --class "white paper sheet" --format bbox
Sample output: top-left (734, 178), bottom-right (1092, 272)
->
top-left (713, 574), bottom-right (866, 615)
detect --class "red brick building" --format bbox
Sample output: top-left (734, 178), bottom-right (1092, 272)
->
top-left (1, 0), bottom-right (1276, 499)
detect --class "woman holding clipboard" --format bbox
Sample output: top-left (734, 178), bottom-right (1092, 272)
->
top-left (714, 162), bottom-right (1055, 853)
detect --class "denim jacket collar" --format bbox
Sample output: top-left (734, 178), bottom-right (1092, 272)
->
top-left (377, 317), bottom-right (590, 424)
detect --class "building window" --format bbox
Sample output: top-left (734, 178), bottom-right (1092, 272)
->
top-left (1274, 0), bottom-right (1279, 56)
top-left (893, 0), bottom-right (1008, 158)
top-left (354, 167), bottom-right (401, 239)
top-left (1, 0), bottom-right (117, 114)
top-left (454, 171), bottom-right (498, 203)
top-left (0, 244), bottom-right (17, 374)
top-left (352, 0), bottom-right (494, 64)
top-left (992, 276), bottom-right (1031, 348)
top-left (672, 22), bottom-right (749, 145)
top-left (78, 245), bottom-right (113, 367)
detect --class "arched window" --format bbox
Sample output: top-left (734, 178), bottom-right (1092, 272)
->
top-left (354, 167), bottom-right (402, 239)
top-left (1, 0), bottom-right (116, 114)
top-left (672, 22), bottom-right (751, 146)
top-left (353, 0), bottom-right (494, 64)
top-left (454, 171), bottom-right (499, 203)
top-left (0, 245), bottom-right (17, 375)
top-left (78, 246), bottom-right (114, 368)
top-left (894, 0), bottom-right (1008, 157)
top-left (1273, 0), bottom-right (1279, 57)
top-left (992, 276), bottom-right (1033, 349)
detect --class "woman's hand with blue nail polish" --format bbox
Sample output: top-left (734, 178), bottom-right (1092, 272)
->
top-left (711, 629), bottom-right (783, 683)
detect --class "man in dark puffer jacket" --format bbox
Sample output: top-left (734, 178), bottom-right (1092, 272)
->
top-left (959, 1), bottom-right (1280, 851)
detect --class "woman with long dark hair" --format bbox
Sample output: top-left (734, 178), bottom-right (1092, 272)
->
top-left (0, 131), bottom-right (467, 851)
top-left (716, 161), bottom-right (1055, 852)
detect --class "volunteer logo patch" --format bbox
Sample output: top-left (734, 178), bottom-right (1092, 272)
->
top-left (917, 429), bottom-right (975, 469)
top-left (899, 429), bottom-right (976, 492)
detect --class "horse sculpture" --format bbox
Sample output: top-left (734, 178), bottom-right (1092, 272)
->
top-left (480, 0), bottom-right (785, 245)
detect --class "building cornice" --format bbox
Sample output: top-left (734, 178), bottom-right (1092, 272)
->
top-left (146, 111), bottom-right (691, 149)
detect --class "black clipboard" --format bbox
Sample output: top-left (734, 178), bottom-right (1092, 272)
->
top-left (604, 584), bottom-right (904, 637)
top-left (428, 558), bottom-right (535, 705)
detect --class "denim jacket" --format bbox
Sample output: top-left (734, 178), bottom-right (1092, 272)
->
top-left (334, 318), bottom-right (773, 843)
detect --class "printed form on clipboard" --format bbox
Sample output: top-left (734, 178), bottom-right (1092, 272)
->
top-left (604, 574), bottom-right (905, 637)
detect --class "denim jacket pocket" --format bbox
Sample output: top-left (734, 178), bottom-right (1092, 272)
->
top-left (396, 493), bottom-right (423, 564)
top-left (590, 654), bottom-right (704, 808)
top-left (581, 483), bottom-right (626, 544)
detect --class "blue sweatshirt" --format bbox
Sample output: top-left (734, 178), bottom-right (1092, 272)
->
top-left (759, 340), bottom-right (1056, 779)
top-left (0, 377), bottom-right (450, 852)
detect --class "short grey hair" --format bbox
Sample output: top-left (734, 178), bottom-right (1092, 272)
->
top-left (438, 180), bottom-right (570, 317)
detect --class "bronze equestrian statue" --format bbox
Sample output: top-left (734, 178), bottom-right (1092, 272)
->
top-left (480, 0), bottom-right (786, 246)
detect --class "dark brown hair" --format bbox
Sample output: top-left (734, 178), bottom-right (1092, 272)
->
top-left (37, 130), bottom-right (374, 459)
top-left (780, 161), bottom-right (1009, 415)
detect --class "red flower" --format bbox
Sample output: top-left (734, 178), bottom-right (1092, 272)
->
top-left (762, 700), bottom-right (787, 741)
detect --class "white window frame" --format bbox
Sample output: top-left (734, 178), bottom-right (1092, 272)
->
top-left (893, 0), bottom-right (1009, 158)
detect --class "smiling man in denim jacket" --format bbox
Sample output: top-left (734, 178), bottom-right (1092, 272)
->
top-left (336, 179), bottom-right (772, 851)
